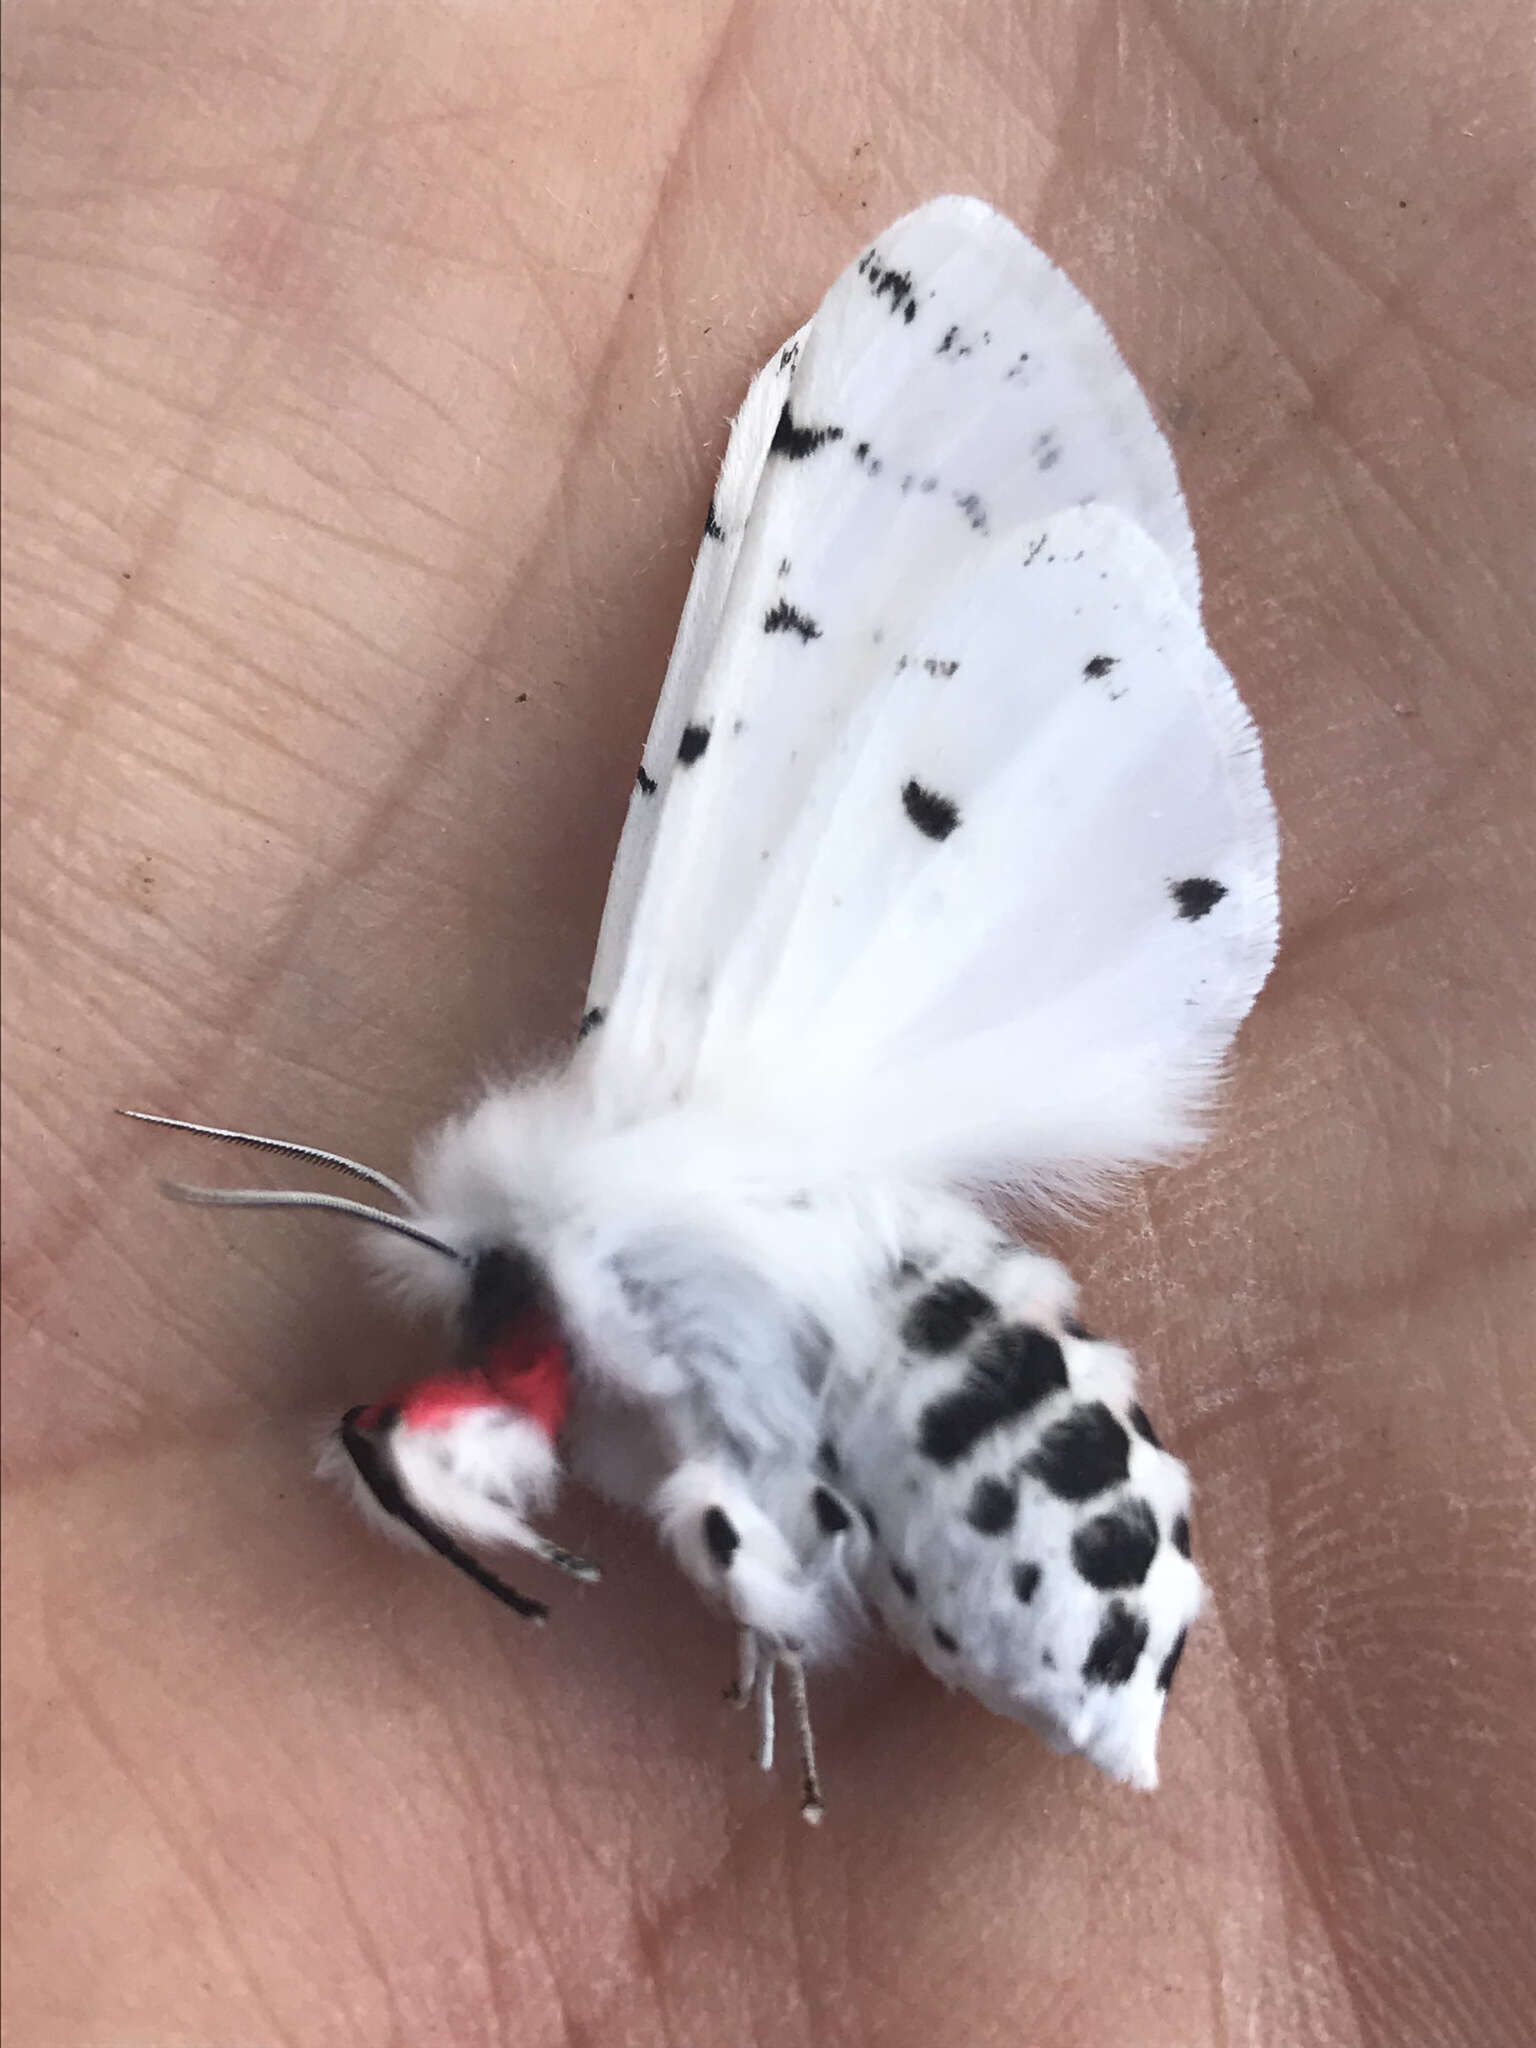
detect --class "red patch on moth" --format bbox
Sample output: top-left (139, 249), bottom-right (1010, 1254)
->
top-left (384, 1314), bottom-right (573, 1442)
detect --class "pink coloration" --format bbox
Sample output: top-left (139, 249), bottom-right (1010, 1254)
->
top-left (357, 1314), bottom-right (573, 1442)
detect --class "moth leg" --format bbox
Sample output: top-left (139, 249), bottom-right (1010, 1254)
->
top-left (725, 1624), bottom-right (760, 1708)
top-left (782, 1649), bottom-right (824, 1826)
top-left (486, 1498), bottom-right (601, 1583)
top-left (754, 1645), bottom-right (778, 1773)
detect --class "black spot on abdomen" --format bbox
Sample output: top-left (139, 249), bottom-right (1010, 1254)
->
top-left (1026, 1403), bottom-right (1131, 1501)
top-left (1082, 1600), bottom-right (1148, 1687)
top-left (891, 1561), bottom-right (917, 1600)
top-left (636, 764), bottom-right (658, 796)
top-left (901, 780), bottom-right (960, 841)
top-left (1011, 1560), bottom-right (1041, 1604)
top-left (1172, 1513), bottom-right (1192, 1558)
top-left (577, 1006), bottom-right (605, 1041)
top-left (1129, 1402), bottom-right (1163, 1449)
top-left (932, 1624), bottom-right (959, 1654)
top-left (1157, 1627), bottom-right (1188, 1693)
top-left (966, 1475), bottom-right (1017, 1535)
top-left (1171, 877), bottom-right (1227, 921)
top-left (902, 1278), bottom-right (996, 1353)
top-left (1071, 1498), bottom-right (1159, 1590)
top-left (678, 724), bottom-right (711, 765)
top-left (1083, 654), bottom-right (1118, 680)
top-left (919, 1325), bottom-right (1069, 1467)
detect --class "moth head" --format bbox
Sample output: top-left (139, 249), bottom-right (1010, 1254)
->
top-left (119, 1111), bottom-right (595, 1617)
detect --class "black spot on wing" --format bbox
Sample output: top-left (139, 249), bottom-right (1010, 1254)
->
top-left (703, 497), bottom-right (726, 541)
top-left (1071, 1498), bottom-right (1160, 1590)
top-left (702, 1507), bottom-right (739, 1568)
top-left (1083, 654), bottom-right (1118, 681)
top-left (932, 1624), bottom-right (959, 1654)
top-left (966, 1475), bottom-right (1017, 1535)
top-left (953, 490), bottom-right (988, 533)
top-left (763, 598), bottom-right (822, 642)
top-left (1129, 1402), bottom-right (1163, 1448)
top-left (891, 1561), bottom-right (917, 1600)
top-left (677, 724), bottom-right (711, 765)
top-left (1172, 877), bottom-right (1228, 921)
top-left (1082, 1601), bottom-right (1148, 1687)
top-left (857, 249), bottom-right (918, 322)
top-left (1026, 1403), bottom-right (1131, 1501)
top-left (635, 764), bottom-right (658, 796)
top-left (901, 780), bottom-right (960, 841)
top-left (1011, 1560), bottom-right (1041, 1604)
top-left (812, 1486), bottom-right (853, 1537)
top-left (770, 402), bottom-right (844, 460)
top-left (577, 1007), bottom-right (605, 1041)
top-left (902, 1278), bottom-right (996, 1352)
top-left (1157, 1627), bottom-right (1189, 1693)
top-left (919, 1325), bottom-right (1069, 1468)
top-left (1172, 1513), bottom-right (1192, 1558)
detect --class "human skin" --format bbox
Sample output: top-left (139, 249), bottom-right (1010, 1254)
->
top-left (3, 2), bottom-right (1533, 2043)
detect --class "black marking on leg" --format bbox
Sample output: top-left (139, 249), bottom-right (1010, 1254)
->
top-left (677, 724), bottom-right (711, 765)
top-left (1129, 1403), bottom-right (1163, 1449)
top-left (1157, 1627), bottom-right (1189, 1693)
top-left (1172, 1513), bottom-right (1192, 1558)
top-left (1082, 1600), bottom-right (1148, 1687)
top-left (636, 763), bottom-right (658, 796)
top-left (1026, 1402), bottom-right (1131, 1501)
top-left (891, 1562), bottom-right (917, 1600)
top-left (1071, 1499), bottom-right (1160, 1590)
top-left (966, 1475), bottom-right (1018, 1535)
top-left (764, 598), bottom-right (822, 642)
top-left (1012, 1560), bottom-right (1042, 1604)
top-left (771, 402), bottom-right (845, 460)
top-left (932, 1624), bottom-right (959, 1654)
top-left (812, 1487), bottom-right (853, 1537)
top-left (902, 1278), bottom-right (996, 1353)
top-left (1171, 877), bottom-right (1228, 921)
top-left (702, 1507), bottom-right (740, 1568)
top-left (919, 1325), bottom-right (1069, 1468)
top-left (901, 780), bottom-right (960, 841)
top-left (577, 1006), bottom-right (605, 1041)
top-left (339, 1411), bottom-right (548, 1621)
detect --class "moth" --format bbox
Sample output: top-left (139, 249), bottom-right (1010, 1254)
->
top-left (129, 197), bottom-right (1278, 1822)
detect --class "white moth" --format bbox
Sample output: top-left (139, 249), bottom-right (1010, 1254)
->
top-left (130, 196), bottom-right (1278, 1822)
